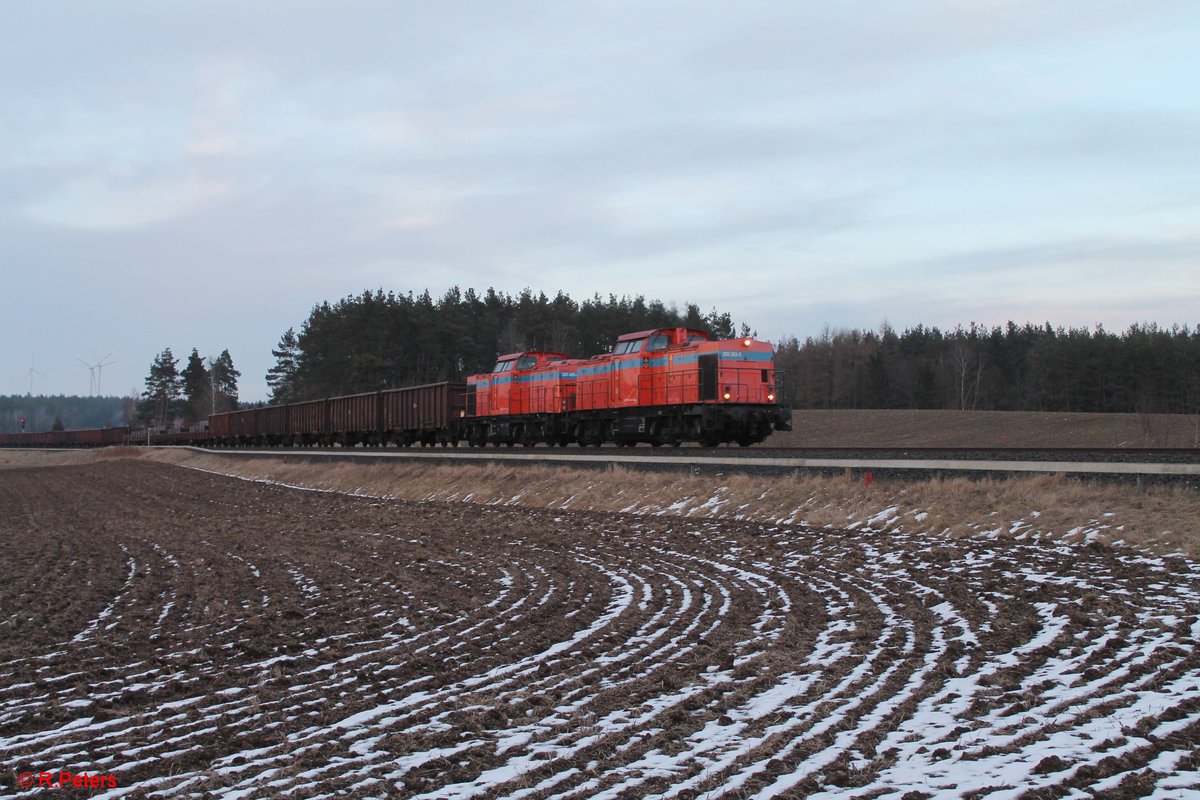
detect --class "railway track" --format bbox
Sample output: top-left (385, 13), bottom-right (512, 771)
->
top-left (474, 445), bottom-right (1200, 464)
top-left (186, 443), bottom-right (1200, 463)
top-left (182, 443), bottom-right (1200, 485)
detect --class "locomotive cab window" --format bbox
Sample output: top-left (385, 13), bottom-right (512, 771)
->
top-left (516, 356), bottom-right (537, 370)
top-left (646, 333), bottom-right (668, 352)
top-left (493, 360), bottom-right (514, 373)
top-left (614, 339), bottom-right (645, 355)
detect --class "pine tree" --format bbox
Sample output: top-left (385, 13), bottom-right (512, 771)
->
top-left (266, 328), bottom-right (301, 403)
top-left (705, 308), bottom-right (735, 339)
top-left (138, 348), bottom-right (182, 425)
top-left (212, 350), bottom-right (240, 412)
top-left (180, 348), bottom-right (210, 423)
top-left (281, 287), bottom-right (739, 395)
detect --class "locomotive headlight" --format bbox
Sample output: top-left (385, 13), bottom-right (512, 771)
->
top-left (767, 392), bottom-right (775, 402)
top-left (722, 386), bottom-right (732, 401)
top-left (742, 338), bottom-right (752, 347)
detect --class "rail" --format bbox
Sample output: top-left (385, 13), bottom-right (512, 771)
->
top-left (167, 445), bottom-right (1200, 485)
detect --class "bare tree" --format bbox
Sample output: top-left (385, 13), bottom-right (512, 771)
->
top-left (946, 341), bottom-right (984, 410)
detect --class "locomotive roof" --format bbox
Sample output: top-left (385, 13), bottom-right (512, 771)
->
top-left (494, 351), bottom-right (569, 361)
top-left (615, 327), bottom-right (711, 342)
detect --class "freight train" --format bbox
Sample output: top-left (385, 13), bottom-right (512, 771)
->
top-left (0, 327), bottom-right (791, 449)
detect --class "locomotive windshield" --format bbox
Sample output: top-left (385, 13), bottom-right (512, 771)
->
top-left (613, 339), bottom-right (644, 355)
top-left (492, 360), bottom-right (514, 373)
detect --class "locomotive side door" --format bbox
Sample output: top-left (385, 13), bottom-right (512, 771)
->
top-left (614, 357), bottom-right (640, 406)
top-left (698, 353), bottom-right (719, 401)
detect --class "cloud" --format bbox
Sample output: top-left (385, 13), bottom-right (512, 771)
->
top-left (23, 171), bottom-right (231, 230)
top-left (1, 1), bottom-right (1197, 399)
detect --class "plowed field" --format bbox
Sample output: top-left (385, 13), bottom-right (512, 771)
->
top-left (2, 462), bottom-right (1198, 798)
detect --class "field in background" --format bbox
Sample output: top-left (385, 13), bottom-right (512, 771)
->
top-left (767, 409), bottom-right (1200, 448)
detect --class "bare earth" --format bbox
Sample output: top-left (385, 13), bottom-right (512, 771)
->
top-left (2, 461), bottom-right (1198, 798)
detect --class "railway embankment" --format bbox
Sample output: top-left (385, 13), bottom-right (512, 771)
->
top-left (128, 447), bottom-right (1200, 559)
top-left (5, 445), bottom-right (1196, 557)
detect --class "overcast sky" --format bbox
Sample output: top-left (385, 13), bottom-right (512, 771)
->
top-left (3, 1), bottom-right (1197, 401)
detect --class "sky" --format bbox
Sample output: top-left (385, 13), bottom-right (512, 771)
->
top-left (2, 1), bottom-right (1197, 402)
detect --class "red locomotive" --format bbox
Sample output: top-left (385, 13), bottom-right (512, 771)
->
top-left (465, 351), bottom-right (577, 446)
top-left (464, 327), bottom-right (788, 447)
top-left (0, 328), bottom-right (790, 449)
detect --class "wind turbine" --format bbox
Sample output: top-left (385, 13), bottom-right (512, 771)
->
top-left (94, 354), bottom-right (115, 396)
top-left (77, 358), bottom-right (97, 395)
top-left (25, 363), bottom-right (48, 396)
top-left (76, 353), bottom-right (116, 396)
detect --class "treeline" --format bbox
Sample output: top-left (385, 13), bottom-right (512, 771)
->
top-left (777, 322), bottom-right (1200, 413)
top-left (267, 290), bottom-right (1198, 414)
top-left (138, 347), bottom-right (240, 425)
top-left (0, 395), bottom-right (128, 433)
top-left (268, 288), bottom-right (742, 401)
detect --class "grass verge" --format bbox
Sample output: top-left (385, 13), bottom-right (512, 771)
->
top-left (5, 448), bottom-right (1196, 558)
top-left (147, 450), bottom-right (1200, 559)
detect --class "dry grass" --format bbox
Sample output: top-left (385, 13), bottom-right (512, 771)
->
top-left (0, 449), bottom-right (98, 470)
top-left (3, 447), bottom-right (1195, 559)
top-left (141, 449), bottom-right (1200, 560)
